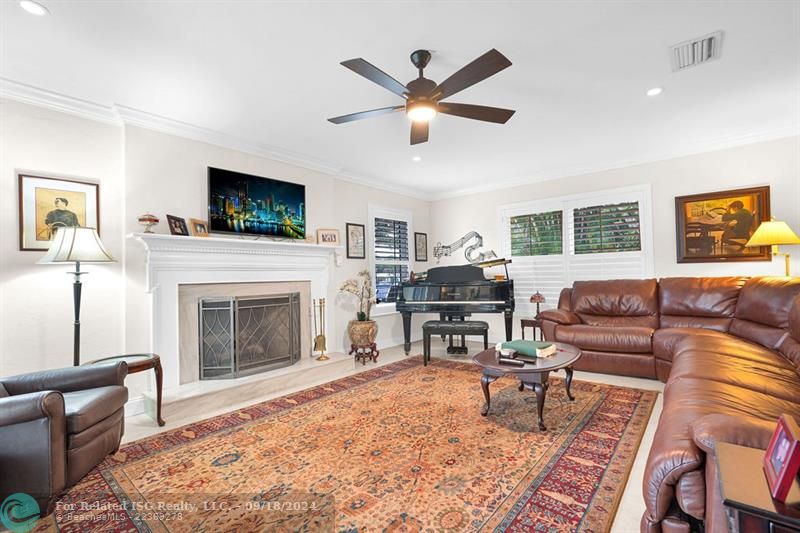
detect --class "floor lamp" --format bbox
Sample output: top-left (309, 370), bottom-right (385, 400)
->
top-left (38, 227), bottom-right (115, 366)
top-left (745, 220), bottom-right (800, 276)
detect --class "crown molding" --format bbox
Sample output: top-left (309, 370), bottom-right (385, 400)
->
top-left (0, 77), bottom-right (428, 199)
top-left (428, 125), bottom-right (800, 201)
top-left (3, 77), bottom-right (797, 204)
top-left (0, 77), bottom-right (121, 125)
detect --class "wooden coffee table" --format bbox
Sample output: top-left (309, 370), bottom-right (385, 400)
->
top-left (473, 344), bottom-right (582, 431)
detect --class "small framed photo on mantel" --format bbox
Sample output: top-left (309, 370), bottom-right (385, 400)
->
top-left (316, 228), bottom-right (340, 246)
top-left (166, 215), bottom-right (190, 236)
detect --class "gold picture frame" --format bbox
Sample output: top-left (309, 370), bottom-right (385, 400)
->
top-left (189, 218), bottom-right (210, 237)
top-left (18, 173), bottom-right (100, 251)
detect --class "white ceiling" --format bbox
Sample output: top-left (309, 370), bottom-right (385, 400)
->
top-left (1, 1), bottom-right (799, 199)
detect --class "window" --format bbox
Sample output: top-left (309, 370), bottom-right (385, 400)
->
top-left (370, 208), bottom-right (412, 305)
top-left (498, 186), bottom-right (653, 315)
top-left (510, 210), bottom-right (563, 256)
top-left (573, 201), bottom-right (641, 254)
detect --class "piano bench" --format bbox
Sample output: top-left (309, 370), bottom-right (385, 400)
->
top-left (422, 320), bottom-right (489, 365)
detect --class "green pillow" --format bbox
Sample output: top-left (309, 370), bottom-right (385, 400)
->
top-left (501, 340), bottom-right (552, 357)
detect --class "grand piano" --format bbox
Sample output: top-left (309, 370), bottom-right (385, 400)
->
top-left (395, 263), bottom-right (515, 355)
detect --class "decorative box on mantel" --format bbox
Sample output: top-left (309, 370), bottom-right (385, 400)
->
top-left (129, 233), bottom-right (343, 390)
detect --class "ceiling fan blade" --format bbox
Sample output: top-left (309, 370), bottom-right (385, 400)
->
top-left (410, 121), bottom-right (429, 145)
top-left (341, 58), bottom-right (408, 98)
top-left (437, 103), bottom-right (515, 124)
top-left (434, 49), bottom-right (512, 100)
top-left (328, 105), bottom-right (404, 124)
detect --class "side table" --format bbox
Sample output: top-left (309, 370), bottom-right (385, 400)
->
top-left (716, 442), bottom-right (800, 532)
top-left (86, 353), bottom-right (165, 427)
top-left (350, 343), bottom-right (379, 365)
top-left (520, 317), bottom-right (543, 341)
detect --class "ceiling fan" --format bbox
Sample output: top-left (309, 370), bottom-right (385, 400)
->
top-left (328, 49), bottom-right (515, 145)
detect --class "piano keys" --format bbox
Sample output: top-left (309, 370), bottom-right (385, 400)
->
top-left (395, 264), bottom-right (515, 355)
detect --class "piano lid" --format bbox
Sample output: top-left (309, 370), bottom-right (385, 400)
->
top-left (424, 264), bottom-right (486, 283)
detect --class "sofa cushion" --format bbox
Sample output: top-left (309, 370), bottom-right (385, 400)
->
top-left (554, 324), bottom-right (654, 353)
top-left (730, 277), bottom-right (800, 349)
top-left (0, 383), bottom-right (8, 398)
top-left (658, 277), bottom-right (746, 331)
top-left (571, 279), bottom-right (659, 328)
top-left (669, 350), bottom-right (800, 402)
top-left (653, 328), bottom-right (730, 362)
top-left (63, 385), bottom-right (128, 434)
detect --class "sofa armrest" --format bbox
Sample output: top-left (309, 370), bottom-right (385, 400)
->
top-left (539, 309), bottom-right (582, 325)
top-left (0, 391), bottom-right (64, 427)
top-left (1, 361), bottom-right (128, 395)
top-left (0, 391), bottom-right (67, 512)
top-left (691, 413), bottom-right (776, 456)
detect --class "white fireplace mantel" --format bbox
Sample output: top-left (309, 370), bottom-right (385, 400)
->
top-left (128, 233), bottom-right (342, 389)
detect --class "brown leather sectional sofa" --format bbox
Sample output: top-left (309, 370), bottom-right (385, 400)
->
top-left (539, 276), bottom-right (800, 533)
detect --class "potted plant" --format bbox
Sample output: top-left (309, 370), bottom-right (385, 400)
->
top-left (339, 270), bottom-right (378, 346)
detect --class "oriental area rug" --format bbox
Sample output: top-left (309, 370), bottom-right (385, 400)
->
top-left (35, 357), bottom-right (656, 532)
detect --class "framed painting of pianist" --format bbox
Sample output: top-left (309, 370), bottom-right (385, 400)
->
top-left (675, 186), bottom-right (771, 263)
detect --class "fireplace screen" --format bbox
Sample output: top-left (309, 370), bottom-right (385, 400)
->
top-left (199, 293), bottom-right (301, 379)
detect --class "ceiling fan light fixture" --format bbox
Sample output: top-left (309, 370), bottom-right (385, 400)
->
top-left (406, 102), bottom-right (437, 123)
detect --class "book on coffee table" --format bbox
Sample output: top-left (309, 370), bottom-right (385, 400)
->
top-left (500, 340), bottom-right (557, 359)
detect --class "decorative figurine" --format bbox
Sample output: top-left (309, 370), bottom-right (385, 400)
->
top-left (138, 213), bottom-right (160, 233)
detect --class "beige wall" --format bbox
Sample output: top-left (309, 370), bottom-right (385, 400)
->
top-left (0, 100), bottom-right (125, 376)
top-left (431, 135), bottom-right (800, 340)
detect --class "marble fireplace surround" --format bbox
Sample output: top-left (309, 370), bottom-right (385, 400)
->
top-left (130, 233), bottom-right (341, 390)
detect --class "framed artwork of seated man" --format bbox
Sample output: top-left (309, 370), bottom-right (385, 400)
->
top-left (18, 173), bottom-right (100, 251)
top-left (675, 185), bottom-right (771, 263)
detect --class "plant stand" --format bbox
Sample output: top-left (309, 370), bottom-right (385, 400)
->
top-left (350, 343), bottom-right (379, 365)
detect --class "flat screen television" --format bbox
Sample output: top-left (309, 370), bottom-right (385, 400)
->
top-left (208, 167), bottom-right (305, 239)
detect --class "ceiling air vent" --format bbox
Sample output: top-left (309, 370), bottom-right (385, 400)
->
top-left (670, 31), bottom-right (723, 72)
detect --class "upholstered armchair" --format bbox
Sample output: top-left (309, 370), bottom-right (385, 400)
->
top-left (0, 362), bottom-right (128, 515)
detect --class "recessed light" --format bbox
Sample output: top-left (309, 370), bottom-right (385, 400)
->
top-left (19, 0), bottom-right (49, 15)
top-left (412, 156), bottom-right (422, 162)
top-left (646, 87), bottom-right (663, 97)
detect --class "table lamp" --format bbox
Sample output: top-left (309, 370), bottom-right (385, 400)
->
top-left (530, 291), bottom-right (546, 317)
top-left (38, 227), bottom-right (115, 366)
top-left (745, 219), bottom-right (800, 276)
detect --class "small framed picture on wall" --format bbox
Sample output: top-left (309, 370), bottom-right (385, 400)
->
top-left (346, 223), bottom-right (366, 259)
top-left (18, 173), bottom-right (100, 251)
top-left (415, 232), bottom-right (428, 262)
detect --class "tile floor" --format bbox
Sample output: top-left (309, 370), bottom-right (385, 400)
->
top-left (124, 340), bottom-right (663, 533)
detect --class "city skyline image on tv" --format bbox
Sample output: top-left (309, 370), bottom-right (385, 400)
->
top-left (208, 167), bottom-right (305, 239)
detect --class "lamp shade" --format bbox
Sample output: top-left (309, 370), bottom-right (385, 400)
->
top-left (37, 227), bottom-right (115, 264)
top-left (745, 221), bottom-right (800, 247)
top-left (530, 291), bottom-right (546, 304)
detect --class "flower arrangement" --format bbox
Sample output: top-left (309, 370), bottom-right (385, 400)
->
top-left (339, 269), bottom-right (375, 321)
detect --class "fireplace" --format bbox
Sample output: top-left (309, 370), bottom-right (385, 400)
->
top-left (199, 293), bottom-right (302, 379)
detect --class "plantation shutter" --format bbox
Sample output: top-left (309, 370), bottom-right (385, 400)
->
top-left (501, 188), bottom-right (652, 317)
top-left (572, 201), bottom-right (641, 254)
top-left (374, 217), bottom-right (410, 303)
top-left (510, 210), bottom-right (563, 256)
